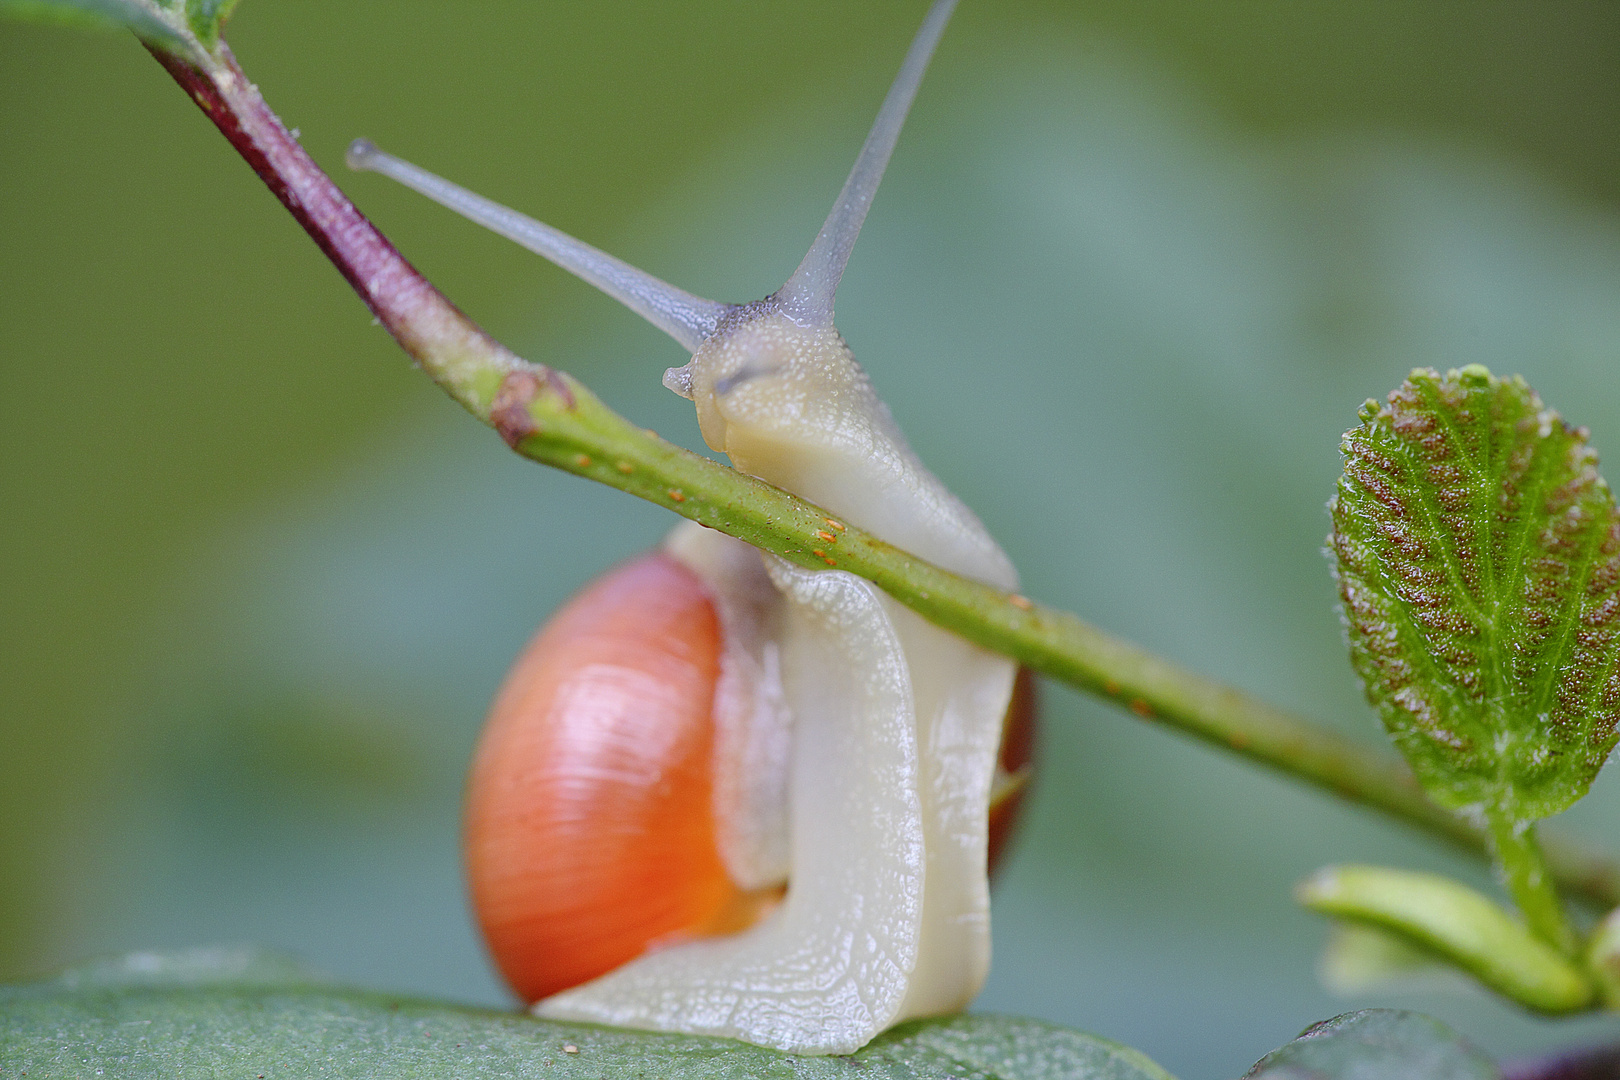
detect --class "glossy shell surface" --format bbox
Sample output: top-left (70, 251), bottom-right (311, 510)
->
top-left (465, 552), bottom-right (744, 1003)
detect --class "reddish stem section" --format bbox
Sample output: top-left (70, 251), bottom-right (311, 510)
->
top-left (147, 43), bottom-right (505, 375)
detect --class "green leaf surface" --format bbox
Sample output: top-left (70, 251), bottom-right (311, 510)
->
top-left (0, 948), bottom-right (1175, 1080)
top-left (0, 0), bottom-right (238, 51)
top-left (181, 0), bottom-right (234, 47)
top-left (1330, 365), bottom-right (1620, 821)
top-left (1243, 1010), bottom-right (1499, 1080)
top-left (0, 0), bottom-right (178, 45)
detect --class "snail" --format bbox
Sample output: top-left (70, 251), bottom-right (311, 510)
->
top-left (348, 0), bottom-right (1031, 1055)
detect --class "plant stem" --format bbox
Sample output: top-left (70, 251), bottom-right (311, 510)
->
top-left (1488, 811), bottom-right (1579, 957)
top-left (145, 42), bottom-right (522, 419)
top-left (147, 35), bottom-right (1620, 911)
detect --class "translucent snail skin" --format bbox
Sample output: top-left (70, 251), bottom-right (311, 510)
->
top-left (350, 0), bottom-right (1030, 1056)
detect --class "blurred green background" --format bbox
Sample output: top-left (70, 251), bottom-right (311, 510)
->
top-left (5, 2), bottom-right (1620, 1077)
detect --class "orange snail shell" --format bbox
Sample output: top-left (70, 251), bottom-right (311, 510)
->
top-left (465, 550), bottom-right (1036, 1006)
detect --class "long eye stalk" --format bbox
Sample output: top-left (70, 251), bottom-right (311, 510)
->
top-left (347, 0), bottom-right (956, 347)
top-left (776, 0), bottom-right (958, 325)
top-left (345, 139), bottom-right (729, 353)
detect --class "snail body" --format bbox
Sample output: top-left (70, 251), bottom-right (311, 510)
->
top-left (352, 0), bottom-right (1028, 1055)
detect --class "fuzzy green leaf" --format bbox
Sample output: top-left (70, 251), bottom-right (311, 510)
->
top-left (0, 0), bottom-right (179, 45)
top-left (1243, 1010), bottom-right (1498, 1080)
top-left (180, 0), bottom-right (234, 47)
top-left (1330, 365), bottom-right (1620, 821)
top-left (0, 948), bottom-right (1175, 1080)
top-left (0, 0), bottom-right (239, 51)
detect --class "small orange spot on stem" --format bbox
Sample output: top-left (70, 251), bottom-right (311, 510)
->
top-left (1104, 680), bottom-right (1120, 696)
top-left (825, 518), bottom-right (846, 531)
top-left (1009, 594), bottom-right (1033, 611)
top-left (668, 489), bottom-right (687, 503)
top-left (575, 454), bottom-right (591, 468)
top-left (1129, 698), bottom-right (1153, 718)
top-left (812, 550), bottom-right (826, 559)
top-left (616, 461), bottom-right (634, 474)
top-left (815, 530), bottom-right (837, 543)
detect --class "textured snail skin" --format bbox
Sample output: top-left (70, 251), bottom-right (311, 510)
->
top-left (534, 521), bottom-right (1016, 1055)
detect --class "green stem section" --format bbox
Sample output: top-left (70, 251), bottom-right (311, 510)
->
top-left (488, 366), bottom-right (1620, 912)
top-left (148, 30), bottom-right (1620, 912)
top-left (1487, 812), bottom-right (1579, 957)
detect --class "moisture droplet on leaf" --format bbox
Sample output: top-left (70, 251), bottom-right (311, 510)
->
top-left (1329, 366), bottom-right (1620, 822)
